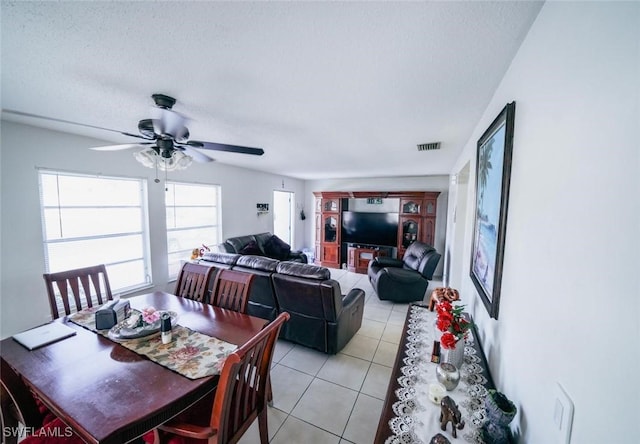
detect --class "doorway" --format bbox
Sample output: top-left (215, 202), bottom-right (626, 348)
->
top-left (273, 190), bottom-right (294, 247)
top-left (449, 162), bottom-right (471, 289)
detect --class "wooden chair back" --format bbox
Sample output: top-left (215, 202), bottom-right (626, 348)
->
top-left (174, 263), bottom-right (216, 302)
top-left (154, 312), bottom-right (290, 444)
top-left (210, 269), bottom-right (254, 313)
top-left (1, 356), bottom-right (43, 443)
top-left (43, 264), bottom-right (113, 319)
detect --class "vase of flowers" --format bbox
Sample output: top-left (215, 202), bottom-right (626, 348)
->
top-left (436, 300), bottom-right (471, 369)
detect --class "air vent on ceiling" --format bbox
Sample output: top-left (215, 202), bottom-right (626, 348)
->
top-left (417, 142), bottom-right (441, 151)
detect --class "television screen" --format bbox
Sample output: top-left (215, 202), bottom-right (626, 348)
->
top-left (341, 211), bottom-right (399, 247)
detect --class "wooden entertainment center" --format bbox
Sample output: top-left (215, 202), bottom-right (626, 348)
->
top-left (313, 191), bottom-right (440, 271)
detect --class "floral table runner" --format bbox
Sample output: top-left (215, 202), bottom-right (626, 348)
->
top-left (385, 304), bottom-right (491, 444)
top-left (69, 307), bottom-right (237, 379)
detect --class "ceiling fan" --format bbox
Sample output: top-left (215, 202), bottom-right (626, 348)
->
top-left (4, 93), bottom-right (264, 171)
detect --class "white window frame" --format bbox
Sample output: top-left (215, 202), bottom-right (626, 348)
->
top-left (38, 169), bottom-right (152, 295)
top-left (165, 181), bottom-right (222, 280)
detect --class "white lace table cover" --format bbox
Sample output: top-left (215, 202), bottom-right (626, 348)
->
top-left (385, 305), bottom-right (490, 444)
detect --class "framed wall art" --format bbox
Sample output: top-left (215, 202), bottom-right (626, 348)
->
top-left (470, 102), bottom-right (516, 319)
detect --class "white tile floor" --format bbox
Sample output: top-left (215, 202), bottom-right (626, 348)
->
top-left (238, 269), bottom-right (443, 444)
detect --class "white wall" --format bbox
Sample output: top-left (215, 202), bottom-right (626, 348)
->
top-left (0, 121), bottom-right (305, 338)
top-left (305, 176), bottom-right (449, 276)
top-left (446, 2), bottom-right (639, 443)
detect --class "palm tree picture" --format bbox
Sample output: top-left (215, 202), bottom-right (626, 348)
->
top-left (470, 102), bottom-right (516, 319)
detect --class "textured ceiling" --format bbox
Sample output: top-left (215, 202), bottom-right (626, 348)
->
top-left (1, 1), bottom-right (542, 180)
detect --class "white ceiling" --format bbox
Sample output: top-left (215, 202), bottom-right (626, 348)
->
top-left (1, 1), bottom-right (542, 180)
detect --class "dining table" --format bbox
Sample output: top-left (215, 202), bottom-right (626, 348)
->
top-left (0, 291), bottom-right (268, 444)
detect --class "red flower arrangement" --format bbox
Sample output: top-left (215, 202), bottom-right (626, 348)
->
top-left (436, 300), bottom-right (471, 349)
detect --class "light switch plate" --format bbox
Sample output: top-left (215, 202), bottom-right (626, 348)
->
top-left (553, 382), bottom-right (574, 444)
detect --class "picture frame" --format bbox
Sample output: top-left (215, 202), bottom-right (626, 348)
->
top-left (470, 102), bottom-right (516, 319)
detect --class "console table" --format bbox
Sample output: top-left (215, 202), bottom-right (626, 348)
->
top-left (375, 304), bottom-right (499, 444)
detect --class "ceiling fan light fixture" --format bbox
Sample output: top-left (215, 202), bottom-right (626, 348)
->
top-left (134, 147), bottom-right (193, 172)
top-left (166, 150), bottom-right (193, 171)
top-left (133, 147), bottom-right (157, 169)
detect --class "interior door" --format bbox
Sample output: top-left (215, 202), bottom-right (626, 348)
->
top-left (273, 190), bottom-right (294, 246)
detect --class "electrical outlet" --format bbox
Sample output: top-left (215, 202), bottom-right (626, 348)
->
top-left (553, 382), bottom-right (574, 444)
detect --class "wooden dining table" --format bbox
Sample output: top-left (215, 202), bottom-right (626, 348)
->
top-left (0, 291), bottom-right (268, 444)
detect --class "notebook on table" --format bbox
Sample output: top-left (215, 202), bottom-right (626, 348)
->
top-left (13, 322), bottom-right (77, 350)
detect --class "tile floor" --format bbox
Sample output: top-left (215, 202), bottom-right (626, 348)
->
top-left (238, 269), bottom-right (443, 444)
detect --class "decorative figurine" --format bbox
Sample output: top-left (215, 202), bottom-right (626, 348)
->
top-left (428, 287), bottom-right (460, 311)
top-left (440, 396), bottom-right (465, 438)
top-left (429, 433), bottom-right (451, 444)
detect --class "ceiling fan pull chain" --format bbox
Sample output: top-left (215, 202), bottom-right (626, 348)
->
top-left (154, 156), bottom-right (160, 184)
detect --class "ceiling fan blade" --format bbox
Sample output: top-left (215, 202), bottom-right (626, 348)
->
top-left (2, 109), bottom-right (148, 139)
top-left (188, 141), bottom-right (264, 156)
top-left (179, 144), bottom-right (215, 163)
top-left (150, 107), bottom-right (189, 139)
top-left (91, 143), bottom-right (154, 151)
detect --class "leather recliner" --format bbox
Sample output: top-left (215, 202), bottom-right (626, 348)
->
top-left (367, 241), bottom-right (441, 303)
top-left (232, 255), bottom-right (281, 321)
top-left (271, 262), bottom-right (365, 354)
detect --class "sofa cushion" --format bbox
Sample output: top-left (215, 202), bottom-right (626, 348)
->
top-left (403, 242), bottom-right (435, 272)
top-left (263, 235), bottom-right (291, 261)
top-left (276, 262), bottom-right (331, 280)
top-left (235, 254), bottom-right (280, 272)
top-left (200, 252), bottom-right (240, 266)
top-left (239, 240), bottom-right (263, 256)
top-left (253, 232), bottom-right (273, 252)
top-left (225, 235), bottom-right (257, 253)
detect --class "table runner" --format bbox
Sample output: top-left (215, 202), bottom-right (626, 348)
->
top-left (69, 307), bottom-right (237, 379)
top-left (385, 304), bottom-right (491, 444)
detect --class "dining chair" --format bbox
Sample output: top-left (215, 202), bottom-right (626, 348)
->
top-left (146, 312), bottom-right (290, 444)
top-left (174, 263), bottom-right (217, 303)
top-left (1, 356), bottom-right (42, 444)
top-left (43, 264), bottom-right (113, 320)
top-left (1, 356), bottom-right (83, 444)
top-left (210, 269), bottom-right (254, 313)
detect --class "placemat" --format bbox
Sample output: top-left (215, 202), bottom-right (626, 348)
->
top-left (69, 306), bottom-right (237, 379)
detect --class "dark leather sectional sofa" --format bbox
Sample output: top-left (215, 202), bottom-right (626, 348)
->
top-left (217, 232), bottom-right (308, 263)
top-left (199, 252), bottom-right (364, 354)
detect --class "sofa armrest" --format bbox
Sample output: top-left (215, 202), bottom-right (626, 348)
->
top-left (381, 267), bottom-right (426, 284)
top-left (287, 250), bottom-right (308, 263)
top-left (217, 242), bottom-right (235, 253)
top-left (342, 288), bottom-right (365, 308)
top-left (372, 256), bottom-right (403, 268)
top-left (327, 287), bottom-right (365, 353)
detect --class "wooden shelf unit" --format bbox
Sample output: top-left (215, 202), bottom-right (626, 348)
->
top-left (314, 192), bottom-right (342, 269)
top-left (313, 191), bottom-right (440, 268)
top-left (347, 245), bottom-right (389, 274)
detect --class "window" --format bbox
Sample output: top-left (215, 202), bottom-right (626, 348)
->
top-left (165, 182), bottom-right (221, 279)
top-left (39, 170), bottom-right (151, 294)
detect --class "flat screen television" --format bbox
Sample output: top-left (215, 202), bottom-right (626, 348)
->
top-left (341, 211), bottom-right (399, 247)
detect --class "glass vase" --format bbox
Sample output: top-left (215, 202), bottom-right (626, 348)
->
top-left (441, 339), bottom-right (465, 369)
